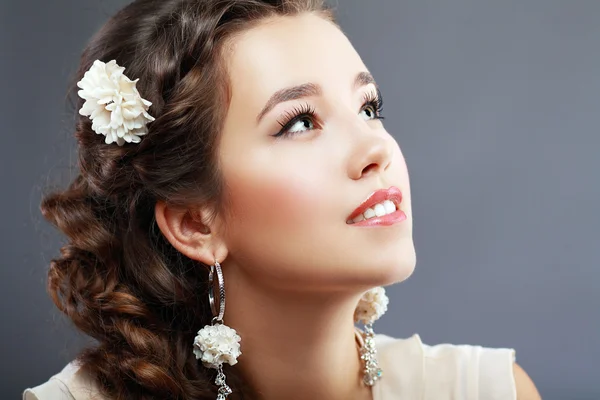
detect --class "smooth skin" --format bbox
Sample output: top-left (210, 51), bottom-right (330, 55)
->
top-left (155, 12), bottom-right (541, 400)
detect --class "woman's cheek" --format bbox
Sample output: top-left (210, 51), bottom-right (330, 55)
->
top-left (225, 167), bottom-right (329, 229)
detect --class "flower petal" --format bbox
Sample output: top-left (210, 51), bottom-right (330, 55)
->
top-left (76, 59), bottom-right (154, 146)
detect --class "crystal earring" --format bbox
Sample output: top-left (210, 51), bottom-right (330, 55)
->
top-left (354, 286), bottom-right (389, 386)
top-left (193, 261), bottom-right (242, 400)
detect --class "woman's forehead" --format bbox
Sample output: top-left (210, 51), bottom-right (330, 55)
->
top-left (225, 13), bottom-right (367, 105)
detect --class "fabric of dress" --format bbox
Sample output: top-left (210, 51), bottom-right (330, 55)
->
top-left (23, 333), bottom-right (516, 400)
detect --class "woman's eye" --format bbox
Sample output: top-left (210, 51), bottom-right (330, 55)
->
top-left (273, 104), bottom-right (319, 138)
top-left (288, 117), bottom-right (314, 134)
top-left (359, 105), bottom-right (377, 121)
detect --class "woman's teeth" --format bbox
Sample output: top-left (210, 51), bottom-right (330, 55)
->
top-left (348, 200), bottom-right (397, 224)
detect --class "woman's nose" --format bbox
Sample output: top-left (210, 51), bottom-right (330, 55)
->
top-left (347, 128), bottom-right (394, 181)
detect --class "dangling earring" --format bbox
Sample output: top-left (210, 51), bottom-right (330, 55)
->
top-left (193, 261), bottom-right (242, 400)
top-left (354, 286), bottom-right (389, 386)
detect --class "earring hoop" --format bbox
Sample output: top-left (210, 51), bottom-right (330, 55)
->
top-left (208, 261), bottom-right (226, 323)
top-left (193, 260), bottom-right (242, 400)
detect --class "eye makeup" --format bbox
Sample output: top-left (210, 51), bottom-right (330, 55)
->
top-left (272, 89), bottom-right (384, 139)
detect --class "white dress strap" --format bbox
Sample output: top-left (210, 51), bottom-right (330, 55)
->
top-left (23, 362), bottom-right (106, 400)
top-left (23, 377), bottom-right (75, 400)
top-left (374, 333), bottom-right (517, 400)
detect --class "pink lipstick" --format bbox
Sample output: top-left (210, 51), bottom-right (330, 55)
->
top-left (347, 186), bottom-right (407, 227)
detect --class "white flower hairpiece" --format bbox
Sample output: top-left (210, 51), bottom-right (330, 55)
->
top-left (354, 286), bottom-right (389, 324)
top-left (76, 59), bottom-right (155, 146)
top-left (193, 324), bottom-right (242, 369)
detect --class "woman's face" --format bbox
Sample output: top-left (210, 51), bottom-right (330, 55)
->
top-left (217, 13), bottom-right (415, 292)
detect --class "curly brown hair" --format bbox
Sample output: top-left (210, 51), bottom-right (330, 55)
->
top-left (40, 1), bottom-right (334, 398)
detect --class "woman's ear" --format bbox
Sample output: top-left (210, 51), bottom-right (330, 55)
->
top-left (154, 201), bottom-right (228, 265)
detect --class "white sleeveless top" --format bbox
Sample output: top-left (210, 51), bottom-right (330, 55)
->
top-left (23, 333), bottom-right (517, 399)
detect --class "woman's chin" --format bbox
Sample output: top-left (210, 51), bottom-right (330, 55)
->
top-left (366, 245), bottom-right (417, 287)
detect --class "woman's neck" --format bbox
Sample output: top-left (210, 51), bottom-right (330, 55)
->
top-left (224, 269), bottom-right (374, 400)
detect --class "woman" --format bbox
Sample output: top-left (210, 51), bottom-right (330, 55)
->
top-left (24, 0), bottom-right (541, 399)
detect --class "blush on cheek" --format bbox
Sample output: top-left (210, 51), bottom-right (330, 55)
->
top-left (226, 171), bottom-right (326, 229)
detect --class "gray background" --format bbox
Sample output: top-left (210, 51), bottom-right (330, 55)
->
top-left (1, 0), bottom-right (598, 398)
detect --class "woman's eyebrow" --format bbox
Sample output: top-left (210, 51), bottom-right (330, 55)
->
top-left (354, 71), bottom-right (376, 90)
top-left (256, 71), bottom-right (376, 123)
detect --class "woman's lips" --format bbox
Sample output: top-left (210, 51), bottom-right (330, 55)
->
top-left (349, 209), bottom-right (407, 226)
top-left (347, 186), bottom-right (407, 226)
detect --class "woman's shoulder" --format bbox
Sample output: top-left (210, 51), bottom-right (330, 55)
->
top-left (23, 361), bottom-right (107, 400)
top-left (374, 333), bottom-right (517, 400)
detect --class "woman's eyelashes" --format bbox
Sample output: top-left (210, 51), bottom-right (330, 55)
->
top-left (274, 103), bottom-right (320, 138)
top-left (272, 91), bottom-right (385, 139)
top-left (360, 89), bottom-right (384, 122)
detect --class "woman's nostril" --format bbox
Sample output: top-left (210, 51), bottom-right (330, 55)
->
top-left (362, 163), bottom-right (379, 176)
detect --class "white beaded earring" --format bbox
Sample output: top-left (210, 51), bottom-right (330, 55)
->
top-left (193, 261), bottom-right (241, 400)
top-left (354, 286), bottom-right (389, 386)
